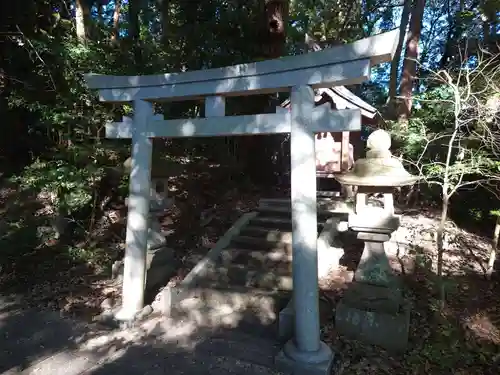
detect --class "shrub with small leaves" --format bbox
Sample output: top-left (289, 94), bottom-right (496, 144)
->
top-left (12, 158), bottom-right (104, 216)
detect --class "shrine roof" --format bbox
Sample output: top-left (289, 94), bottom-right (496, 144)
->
top-left (281, 86), bottom-right (378, 120)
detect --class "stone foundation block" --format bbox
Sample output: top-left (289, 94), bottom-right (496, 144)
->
top-left (342, 282), bottom-right (402, 314)
top-left (335, 301), bottom-right (410, 352)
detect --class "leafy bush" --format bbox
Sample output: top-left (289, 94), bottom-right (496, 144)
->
top-left (12, 158), bottom-right (104, 216)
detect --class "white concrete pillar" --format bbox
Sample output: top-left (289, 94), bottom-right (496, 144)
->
top-left (383, 193), bottom-right (394, 215)
top-left (289, 85), bottom-right (321, 351)
top-left (277, 85), bottom-right (334, 374)
top-left (355, 192), bottom-right (368, 214)
top-left (205, 95), bottom-right (226, 117)
top-left (116, 100), bottom-right (153, 321)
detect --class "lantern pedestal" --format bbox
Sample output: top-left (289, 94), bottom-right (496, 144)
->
top-left (335, 208), bottom-right (410, 352)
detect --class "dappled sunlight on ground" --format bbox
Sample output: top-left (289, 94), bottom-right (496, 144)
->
top-left (314, 206), bottom-right (500, 375)
top-left (0, 297), bottom-right (285, 375)
top-left (2, 168), bottom-right (500, 374)
top-left (391, 209), bottom-right (492, 276)
top-left (76, 314), bottom-right (201, 355)
top-left (0, 159), bottom-right (263, 321)
top-left (464, 312), bottom-right (500, 345)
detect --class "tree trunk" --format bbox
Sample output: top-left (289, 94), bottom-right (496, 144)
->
top-left (244, 0), bottom-right (289, 186)
top-left (262, 0), bottom-right (289, 58)
top-left (128, 0), bottom-right (141, 63)
top-left (440, 0), bottom-right (464, 68)
top-left (481, 0), bottom-right (498, 50)
top-left (128, 0), bottom-right (140, 40)
top-left (159, 0), bottom-right (170, 47)
top-left (387, 0), bottom-right (412, 116)
top-left (97, 2), bottom-right (103, 23)
top-left (487, 215), bottom-right (500, 278)
top-left (436, 114), bottom-right (460, 309)
top-left (111, 0), bottom-right (122, 42)
top-left (75, 0), bottom-right (90, 43)
top-left (398, 0), bottom-right (426, 121)
top-left (436, 185), bottom-right (449, 308)
top-left (440, 23), bottom-right (455, 69)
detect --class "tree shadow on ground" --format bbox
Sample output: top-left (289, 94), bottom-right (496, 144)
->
top-left (321, 241), bottom-right (500, 375)
top-left (0, 157), bottom-right (267, 319)
top-left (84, 324), bottom-right (281, 375)
top-left (0, 299), bottom-right (96, 374)
top-left (0, 182), bottom-right (119, 319)
top-left (0, 292), bottom-right (284, 374)
top-left (401, 256), bottom-right (500, 374)
top-left (2, 172), bottom-right (499, 375)
top-left (395, 187), bottom-right (498, 241)
top-left (0, 229), bottom-right (499, 375)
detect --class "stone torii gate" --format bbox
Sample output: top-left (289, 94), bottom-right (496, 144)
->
top-left (84, 30), bottom-right (398, 375)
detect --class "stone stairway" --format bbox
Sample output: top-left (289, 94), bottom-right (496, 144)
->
top-left (148, 197), bottom-right (352, 374)
top-left (153, 198), bottom-right (342, 336)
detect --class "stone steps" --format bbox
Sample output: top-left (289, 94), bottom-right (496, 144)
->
top-left (248, 207), bottom-right (328, 232)
top-left (230, 235), bottom-right (293, 251)
top-left (219, 246), bottom-right (291, 266)
top-left (258, 197), bottom-right (353, 215)
top-left (247, 216), bottom-right (325, 232)
top-left (161, 284), bottom-right (291, 339)
top-left (195, 259), bottom-right (293, 290)
top-left (254, 205), bottom-right (333, 219)
top-left (247, 216), bottom-right (296, 230)
top-left (156, 202), bottom-right (337, 339)
top-left (238, 226), bottom-right (293, 242)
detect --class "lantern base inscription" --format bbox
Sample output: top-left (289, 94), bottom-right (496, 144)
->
top-left (342, 282), bottom-right (403, 315)
top-left (335, 300), bottom-right (410, 352)
top-left (334, 223), bottom-right (410, 352)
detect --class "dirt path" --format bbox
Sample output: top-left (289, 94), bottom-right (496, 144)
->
top-left (0, 295), bottom-right (285, 375)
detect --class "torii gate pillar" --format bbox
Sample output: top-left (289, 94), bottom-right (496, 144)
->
top-left (115, 100), bottom-right (153, 320)
top-left (275, 86), bottom-right (334, 374)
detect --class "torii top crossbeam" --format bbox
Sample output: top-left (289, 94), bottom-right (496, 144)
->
top-left (84, 30), bottom-right (399, 103)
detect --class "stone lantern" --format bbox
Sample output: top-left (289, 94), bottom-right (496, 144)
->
top-left (118, 153), bottom-right (181, 293)
top-left (123, 156), bottom-right (173, 251)
top-left (334, 129), bottom-right (419, 352)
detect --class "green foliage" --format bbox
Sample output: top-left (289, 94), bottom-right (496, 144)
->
top-left (389, 54), bottom-right (500, 231)
top-left (416, 86), bottom-right (455, 127)
top-left (389, 85), bottom-right (457, 161)
top-left (490, 209), bottom-right (500, 217)
top-left (12, 159), bottom-right (104, 215)
top-left (67, 245), bottom-right (113, 270)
